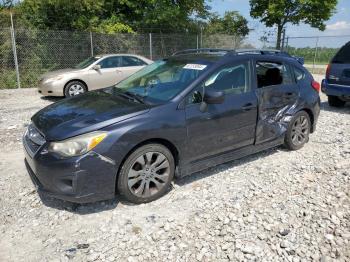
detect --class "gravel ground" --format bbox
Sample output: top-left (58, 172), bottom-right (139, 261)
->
top-left (0, 77), bottom-right (349, 262)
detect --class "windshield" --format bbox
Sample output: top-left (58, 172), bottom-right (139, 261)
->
top-left (114, 59), bottom-right (210, 104)
top-left (74, 57), bottom-right (99, 69)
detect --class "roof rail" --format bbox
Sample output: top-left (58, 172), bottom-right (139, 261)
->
top-left (172, 48), bottom-right (304, 64)
top-left (172, 48), bottom-right (234, 56)
top-left (233, 49), bottom-right (291, 56)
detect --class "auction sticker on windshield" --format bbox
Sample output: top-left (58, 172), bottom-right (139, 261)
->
top-left (183, 64), bottom-right (207, 70)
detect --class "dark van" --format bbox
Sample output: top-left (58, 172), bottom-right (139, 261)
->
top-left (322, 42), bottom-right (350, 107)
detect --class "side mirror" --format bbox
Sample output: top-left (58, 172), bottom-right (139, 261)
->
top-left (92, 64), bottom-right (101, 70)
top-left (203, 90), bottom-right (225, 104)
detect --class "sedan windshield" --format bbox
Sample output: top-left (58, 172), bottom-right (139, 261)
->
top-left (74, 57), bottom-right (99, 69)
top-left (113, 59), bottom-right (211, 104)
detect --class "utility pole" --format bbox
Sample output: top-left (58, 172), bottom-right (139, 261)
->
top-left (313, 37), bottom-right (319, 72)
top-left (281, 28), bottom-right (286, 51)
top-left (200, 26), bottom-right (203, 48)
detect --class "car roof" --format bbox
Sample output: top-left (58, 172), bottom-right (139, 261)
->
top-left (95, 54), bottom-right (146, 59)
top-left (169, 48), bottom-right (302, 67)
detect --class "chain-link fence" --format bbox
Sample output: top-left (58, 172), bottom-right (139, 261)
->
top-left (1, 22), bottom-right (349, 89)
top-left (259, 34), bottom-right (349, 75)
top-left (0, 27), bottom-right (15, 88)
top-left (0, 25), bottom-right (253, 89)
top-left (285, 35), bottom-right (350, 74)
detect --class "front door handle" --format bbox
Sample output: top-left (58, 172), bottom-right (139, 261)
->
top-left (241, 103), bottom-right (255, 111)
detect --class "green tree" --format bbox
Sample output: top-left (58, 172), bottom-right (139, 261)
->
top-left (249, 0), bottom-right (338, 49)
top-left (19, 0), bottom-right (105, 30)
top-left (205, 11), bottom-right (250, 36)
top-left (18, 0), bottom-right (210, 33)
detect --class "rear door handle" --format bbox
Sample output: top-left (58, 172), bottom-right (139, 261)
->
top-left (241, 103), bottom-right (255, 111)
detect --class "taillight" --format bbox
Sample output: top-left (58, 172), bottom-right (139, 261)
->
top-left (311, 80), bottom-right (320, 93)
top-left (326, 64), bottom-right (331, 78)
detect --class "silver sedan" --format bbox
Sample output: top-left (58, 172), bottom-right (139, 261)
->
top-left (38, 54), bottom-right (153, 97)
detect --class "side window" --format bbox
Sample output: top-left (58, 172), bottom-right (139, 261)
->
top-left (186, 62), bottom-right (250, 105)
top-left (294, 67), bottom-right (306, 82)
top-left (205, 62), bottom-right (250, 94)
top-left (98, 57), bottom-right (121, 69)
top-left (122, 56), bottom-right (147, 67)
top-left (187, 86), bottom-right (204, 105)
top-left (333, 44), bottom-right (350, 64)
top-left (256, 61), bottom-right (294, 88)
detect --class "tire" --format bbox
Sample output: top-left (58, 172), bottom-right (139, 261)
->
top-left (117, 144), bottom-right (175, 204)
top-left (64, 81), bottom-right (87, 97)
top-left (284, 111), bottom-right (311, 151)
top-left (328, 95), bottom-right (345, 107)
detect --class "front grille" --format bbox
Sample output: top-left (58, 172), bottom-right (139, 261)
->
top-left (24, 124), bottom-right (46, 157)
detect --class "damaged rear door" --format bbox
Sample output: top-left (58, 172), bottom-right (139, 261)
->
top-left (254, 59), bottom-right (299, 144)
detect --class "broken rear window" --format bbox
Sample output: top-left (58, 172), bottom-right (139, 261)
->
top-left (256, 62), bottom-right (294, 88)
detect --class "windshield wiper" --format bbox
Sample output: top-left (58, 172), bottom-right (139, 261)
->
top-left (112, 87), bottom-right (145, 104)
top-left (124, 91), bottom-right (145, 104)
top-left (113, 90), bottom-right (144, 104)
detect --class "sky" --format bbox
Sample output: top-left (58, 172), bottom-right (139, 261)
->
top-left (209, 0), bottom-right (350, 48)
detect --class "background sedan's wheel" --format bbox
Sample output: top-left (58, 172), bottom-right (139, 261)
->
top-left (117, 144), bottom-right (175, 204)
top-left (284, 111), bottom-right (311, 151)
top-left (328, 95), bottom-right (345, 108)
top-left (64, 81), bottom-right (87, 97)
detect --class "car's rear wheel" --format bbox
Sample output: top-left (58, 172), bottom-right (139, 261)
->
top-left (328, 95), bottom-right (345, 107)
top-left (64, 81), bottom-right (87, 97)
top-left (117, 144), bottom-right (175, 204)
top-left (284, 111), bottom-right (310, 151)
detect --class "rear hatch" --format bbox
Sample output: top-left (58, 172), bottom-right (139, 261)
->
top-left (328, 42), bottom-right (350, 86)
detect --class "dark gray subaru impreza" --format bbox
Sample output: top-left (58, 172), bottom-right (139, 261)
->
top-left (24, 49), bottom-right (320, 204)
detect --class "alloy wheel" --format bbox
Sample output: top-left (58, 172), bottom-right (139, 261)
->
top-left (127, 152), bottom-right (170, 198)
top-left (291, 115), bottom-right (309, 146)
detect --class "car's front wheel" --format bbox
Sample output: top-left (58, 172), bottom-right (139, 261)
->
top-left (328, 95), bottom-right (346, 107)
top-left (284, 111), bottom-right (311, 151)
top-left (117, 144), bottom-right (175, 204)
top-left (64, 81), bottom-right (87, 97)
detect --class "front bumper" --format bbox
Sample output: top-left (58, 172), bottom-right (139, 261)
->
top-left (23, 141), bottom-right (118, 204)
top-left (321, 79), bottom-right (350, 98)
top-left (38, 79), bottom-right (65, 97)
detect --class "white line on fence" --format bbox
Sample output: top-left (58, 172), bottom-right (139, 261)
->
top-left (90, 31), bottom-right (94, 57)
top-left (149, 33), bottom-right (152, 60)
top-left (10, 13), bottom-right (21, 89)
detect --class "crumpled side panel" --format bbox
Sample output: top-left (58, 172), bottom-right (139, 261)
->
top-left (255, 87), bottom-right (301, 144)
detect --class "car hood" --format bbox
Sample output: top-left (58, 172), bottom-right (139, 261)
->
top-left (32, 89), bottom-right (150, 141)
top-left (41, 68), bottom-right (82, 79)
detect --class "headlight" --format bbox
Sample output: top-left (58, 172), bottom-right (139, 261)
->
top-left (48, 132), bottom-right (107, 157)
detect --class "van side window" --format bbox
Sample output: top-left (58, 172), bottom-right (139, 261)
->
top-left (256, 62), bottom-right (294, 88)
top-left (333, 44), bottom-right (350, 64)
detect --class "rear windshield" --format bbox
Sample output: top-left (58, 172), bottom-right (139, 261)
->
top-left (332, 43), bottom-right (350, 64)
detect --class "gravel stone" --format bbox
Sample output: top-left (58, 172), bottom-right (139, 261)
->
top-left (0, 82), bottom-right (349, 261)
